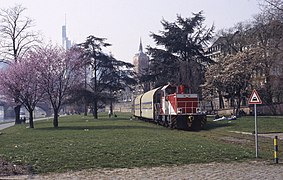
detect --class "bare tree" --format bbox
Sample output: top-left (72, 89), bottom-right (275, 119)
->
top-left (262, 0), bottom-right (283, 11)
top-left (252, 13), bottom-right (283, 114)
top-left (0, 4), bottom-right (40, 63)
top-left (259, 0), bottom-right (283, 21)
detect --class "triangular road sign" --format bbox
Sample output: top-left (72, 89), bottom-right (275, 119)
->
top-left (248, 89), bottom-right (262, 104)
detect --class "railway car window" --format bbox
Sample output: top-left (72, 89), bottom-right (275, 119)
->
top-left (166, 86), bottom-right (176, 95)
top-left (185, 86), bottom-right (189, 94)
top-left (179, 85), bottom-right (189, 94)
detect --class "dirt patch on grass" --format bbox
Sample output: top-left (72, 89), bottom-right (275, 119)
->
top-left (220, 136), bottom-right (251, 145)
top-left (0, 157), bottom-right (30, 176)
top-left (6, 161), bottom-right (283, 180)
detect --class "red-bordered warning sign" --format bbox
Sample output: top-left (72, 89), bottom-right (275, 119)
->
top-left (248, 89), bottom-right (262, 104)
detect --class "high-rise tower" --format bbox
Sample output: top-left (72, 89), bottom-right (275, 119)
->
top-left (62, 16), bottom-right (71, 50)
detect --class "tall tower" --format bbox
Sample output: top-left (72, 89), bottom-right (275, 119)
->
top-left (133, 38), bottom-right (150, 92)
top-left (132, 38), bottom-right (149, 75)
top-left (62, 16), bottom-right (71, 50)
top-left (62, 25), bottom-right (67, 47)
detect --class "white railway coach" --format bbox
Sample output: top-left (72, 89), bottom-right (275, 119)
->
top-left (134, 84), bottom-right (207, 131)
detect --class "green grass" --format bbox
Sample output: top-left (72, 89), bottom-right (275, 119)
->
top-left (0, 113), bottom-right (282, 174)
top-left (207, 115), bottom-right (283, 133)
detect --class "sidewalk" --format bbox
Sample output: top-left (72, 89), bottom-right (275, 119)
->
top-left (230, 130), bottom-right (283, 140)
top-left (0, 117), bottom-right (50, 131)
top-left (0, 122), bottom-right (15, 131)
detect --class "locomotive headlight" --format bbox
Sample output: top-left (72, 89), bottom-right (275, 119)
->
top-left (177, 108), bottom-right (182, 114)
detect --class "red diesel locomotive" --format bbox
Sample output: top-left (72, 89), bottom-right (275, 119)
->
top-left (133, 84), bottom-right (207, 131)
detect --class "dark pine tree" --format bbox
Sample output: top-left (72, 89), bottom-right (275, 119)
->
top-left (147, 11), bottom-right (214, 93)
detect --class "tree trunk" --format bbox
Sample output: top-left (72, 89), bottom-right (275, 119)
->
top-left (93, 58), bottom-right (98, 120)
top-left (265, 86), bottom-right (277, 115)
top-left (29, 110), bottom-right (34, 128)
top-left (84, 63), bottom-right (88, 116)
top-left (53, 109), bottom-right (59, 128)
top-left (14, 105), bottom-right (21, 124)
top-left (92, 100), bottom-right (98, 119)
top-left (210, 101), bottom-right (214, 111)
top-left (84, 103), bottom-right (88, 116)
top-left (110, 100), bottom-right (113, 116)
top-left (218, 91), bottom-right (224, 109)
top-left (236, 95), bottom-right (242, 116)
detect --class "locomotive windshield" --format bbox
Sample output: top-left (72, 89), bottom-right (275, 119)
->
top-left (166, 86), bottom-right (176, 95)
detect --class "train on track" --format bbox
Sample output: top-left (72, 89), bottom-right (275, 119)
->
top-left (133, 84), bottom-right (207, 131)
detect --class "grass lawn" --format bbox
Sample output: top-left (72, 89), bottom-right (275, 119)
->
top-left (0, 113), bottom-right (282, 174)
top-left (208, 115), bottom-right (283, 133)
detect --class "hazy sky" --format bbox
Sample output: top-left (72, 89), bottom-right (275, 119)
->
top-left (1, 0), bottom-right (261, 63)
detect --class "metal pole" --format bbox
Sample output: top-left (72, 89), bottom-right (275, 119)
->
top-left (274, 136), bottom-right (279, 163)
top-left (255, 104), bottom-right (259, 158)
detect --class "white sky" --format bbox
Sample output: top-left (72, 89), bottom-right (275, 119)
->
top-left (0, 0), bottom-right (261, 63)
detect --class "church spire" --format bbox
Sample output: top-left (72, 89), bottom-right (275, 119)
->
top-left (139, 38), bottom-right (143, 53)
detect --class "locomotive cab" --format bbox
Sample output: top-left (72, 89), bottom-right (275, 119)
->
top-left (160, 84), bottom-right (199, 115)
top-left (158, 84), bottom-right (206, 131)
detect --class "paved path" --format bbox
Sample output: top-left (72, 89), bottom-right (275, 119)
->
top-left (0, 122), bottom-right (15, 131)
top-left (258, 133), bottom-right (283, 140)
top-left (230, 131), bottom-right (283, 140)
top-left (0, 117), bottom-right (50, 131)
top-left (2, 161), bottom-right (283, 180)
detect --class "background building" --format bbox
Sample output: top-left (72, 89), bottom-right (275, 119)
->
top-left (204, 26), bottom-right (283, 115)
top-left (132, 39), bottom-right (150, 93)
top-left (132, 39), bottom-right (149, 75)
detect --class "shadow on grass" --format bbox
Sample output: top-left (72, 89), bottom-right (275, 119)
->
top-left (96, 117), bottom-right (133, 121)
top-left (203, 121), bottom-right (234, 131)
top-left (34, 125), bottom-right (166, 131)
top-left (34, 123), bottom-right (233, 132)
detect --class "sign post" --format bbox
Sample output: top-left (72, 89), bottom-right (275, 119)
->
top-left (248, 89), bottom-right (262, 158)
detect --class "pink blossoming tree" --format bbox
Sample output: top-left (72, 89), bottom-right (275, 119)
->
top-left (0, 53), bottom-right (45, 128)
top-left (34, 45), bottom-right (84, 128)
top-left (0, 45), bottom-right (84, 128)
